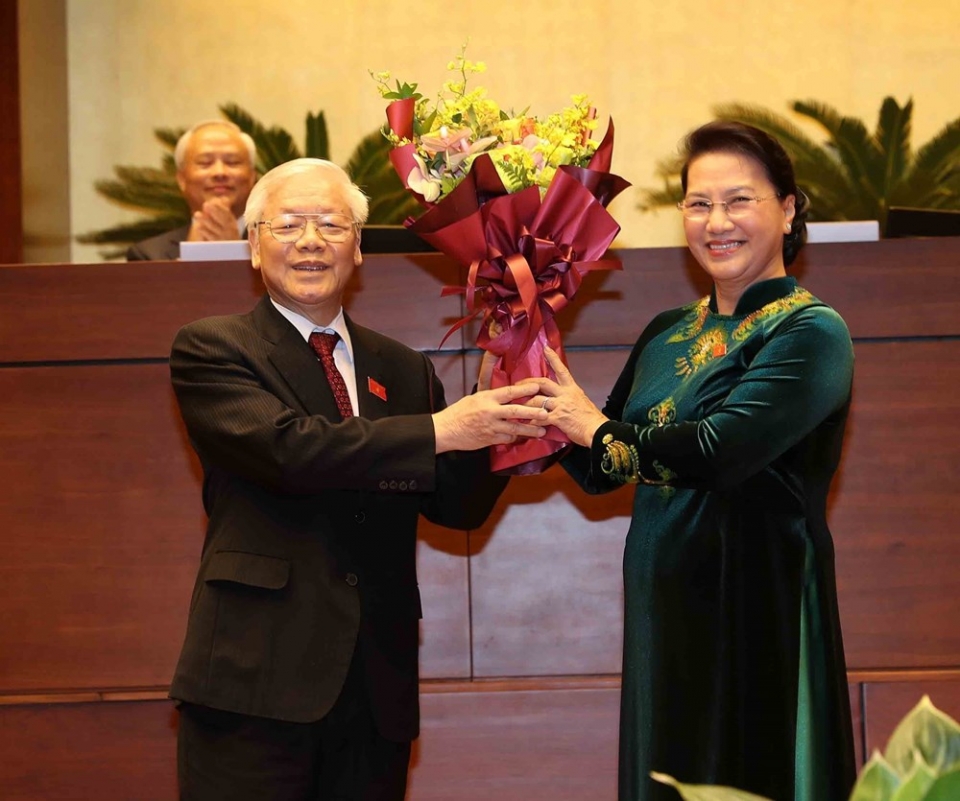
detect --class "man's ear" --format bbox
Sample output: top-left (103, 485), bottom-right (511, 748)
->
top-left (175, 170), bottom-right (187, 196)
top-left (248, 228), bottom-right (261, 270)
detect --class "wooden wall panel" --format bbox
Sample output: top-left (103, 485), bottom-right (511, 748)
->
top-left (832, 342), bottom-right (960, 669)
top-left (468, 350), bottom-right (631, 677)
top-left (0, 684), bottom-right (620, 801)
top-left (0, 256), bottom-right (469, 363)
top-left (791, 239), bottom-right (960, 338)
top-left (410, 680), bottom-right (619, 800)
top-left (417, 353), bottom-right (472, 680)
top-left (459, 238), bottom-right (960, 350)
top-left (0, 261), bottom-right (260, 362)
top-left (0, 699), bottom-right (178, 800)
top-left (418, 530), bottom-right (471, 680)
top-left (861, 678), bottom-right (960, 759)
top-left (850, 682), bottom-right (864, 767)
top-left (6, 239), bottom-right (956, 362)
top-left (0, 364), bottom-right (198, 691)
top-left (2, 240), bottom-right (959, 798)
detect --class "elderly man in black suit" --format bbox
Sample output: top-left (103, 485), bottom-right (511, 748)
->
top-left (126, 120), bottom-right (256, 261)
top-left (169, 157), bottom-right (546, 800)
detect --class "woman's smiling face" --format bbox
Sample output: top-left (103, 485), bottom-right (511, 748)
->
top-left (682, 151), bottom-right (795, 303)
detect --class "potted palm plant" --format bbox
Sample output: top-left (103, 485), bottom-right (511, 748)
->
top-left (78, 103), bottom-right (421, 258)
top-left (638, 97), bottom-right (960, 235)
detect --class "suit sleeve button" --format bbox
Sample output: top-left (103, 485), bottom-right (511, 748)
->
top-left (409, 479), bottom-right (417, 490)
top-left (388, 480), bottom-right (398, 490)
top-left (379, 480), bottom-right (388, 490)
top-left (345, 573), bottom-right (358, 586)
top-left (354, 512), bottom-right (366, 523)
top-left (398, 481), bottom-right (408, 491)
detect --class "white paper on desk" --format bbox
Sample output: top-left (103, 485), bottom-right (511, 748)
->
top-left (178, 241), bottom-right (251, 261)
top-left (806, 221), bottom-right (880, 243)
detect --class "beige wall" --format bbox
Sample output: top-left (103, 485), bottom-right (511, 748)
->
top-left (52, 0), bottom-right (960, 262)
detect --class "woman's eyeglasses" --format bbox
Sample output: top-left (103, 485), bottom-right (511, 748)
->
top-left (677, 195), bottom-right (780, 221)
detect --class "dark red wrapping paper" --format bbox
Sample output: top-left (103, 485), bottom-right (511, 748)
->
top-left (386, 101), bottom-right (630, 474)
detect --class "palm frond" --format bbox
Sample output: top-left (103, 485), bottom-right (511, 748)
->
top-left (94, 167), bottom-right (188, 214)
top-left (712, 102), bottom-right (830, 169)
top-left (888, 168), bottom-right (956, 210)
top-left (637, 182), bottom-right (683, 213)
top-left (77, 215), bottom-right (188, 245)
top-left (154, 127), bottom-right (183, 151)
top-left (305, 111), bottom-right (330, 160)
top-left (345, 130), bottom-right (395, 183)
top-left (793, 100), bottom-right (885, 204)
top-left (367, 191), bottom-right (422, 225)
top-left (874, 96), bottom-right (912, 195)
top-left (220, 102), bottom-right (301, 172)
top-left (345, 129), bottom-right (420, 223)
top-left (77, 214), bottom-right (191, 259)
top-left (911, 116), bottom-right (960, 182)
top-left (789, 158), bottom-right (863, 221)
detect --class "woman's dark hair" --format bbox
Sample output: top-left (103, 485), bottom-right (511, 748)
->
top-left (679, 121), bottom-right (808, 266)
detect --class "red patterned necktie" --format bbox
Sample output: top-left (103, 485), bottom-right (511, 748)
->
top-left (308, 331), bottom-right (354, 419)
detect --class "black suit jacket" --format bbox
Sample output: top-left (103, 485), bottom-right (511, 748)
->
top-left (169, 296), bottom-right (507, 740)
top-left (126, 224), bottom-right (190, 261)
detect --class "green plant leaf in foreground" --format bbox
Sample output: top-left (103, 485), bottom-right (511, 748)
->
top-left (921, 767), bottom-right (960, 801)
top-left (650, 697), bottom-right (960, 801)
top-left (850, 751), bottom-right (901, 801)
top-left (650, 772), bottom-right (772, 801)
top-left (888, 755), bottom-right (934, 801)
top-left (885, 696), bottom-right (960, 777)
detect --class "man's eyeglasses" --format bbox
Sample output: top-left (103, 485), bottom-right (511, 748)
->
top-left (677, 195), bottom-right (780, 221)
top-left (257, 214), bottom-right (358, 243)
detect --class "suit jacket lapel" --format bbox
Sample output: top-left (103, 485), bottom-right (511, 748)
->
top-left (252, 296), bottom-right (342, 419)
top-left (347, 315), bottom-right (390, 421)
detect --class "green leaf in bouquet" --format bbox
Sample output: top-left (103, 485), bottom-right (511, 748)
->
top-left (386, 80), bottom-right (420, 100)
top-left (650, 772), bottom-right (773, 801)
top-left (884, 696), bottom-right (960, 776)
top-left (416, 109), bottom-right (438, 138)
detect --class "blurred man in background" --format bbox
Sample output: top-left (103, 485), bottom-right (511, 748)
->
top-left (126, 119), bottom-right (256, 260)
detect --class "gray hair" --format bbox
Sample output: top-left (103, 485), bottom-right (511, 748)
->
top-left (245, 158), bottom-right (370, 229)
top-left (174, 120), bottom-right (256, 170)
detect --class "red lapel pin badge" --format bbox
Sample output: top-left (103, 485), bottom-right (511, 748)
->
top-left (368, 377), bottom-right (387, 402)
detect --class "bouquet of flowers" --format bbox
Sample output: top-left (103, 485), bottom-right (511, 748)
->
top-left (373, 50), bottom-right (630, 475)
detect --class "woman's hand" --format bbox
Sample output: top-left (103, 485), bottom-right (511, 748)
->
top-left (477, 349), bottom-right (498, 392)
top-left (528, 347), bottom-right (609, 447)
top-left (477, 320), bottom-right (502, 392)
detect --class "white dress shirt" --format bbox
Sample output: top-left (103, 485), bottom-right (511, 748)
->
top-left (270, 300), bottom-right (359, 416)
